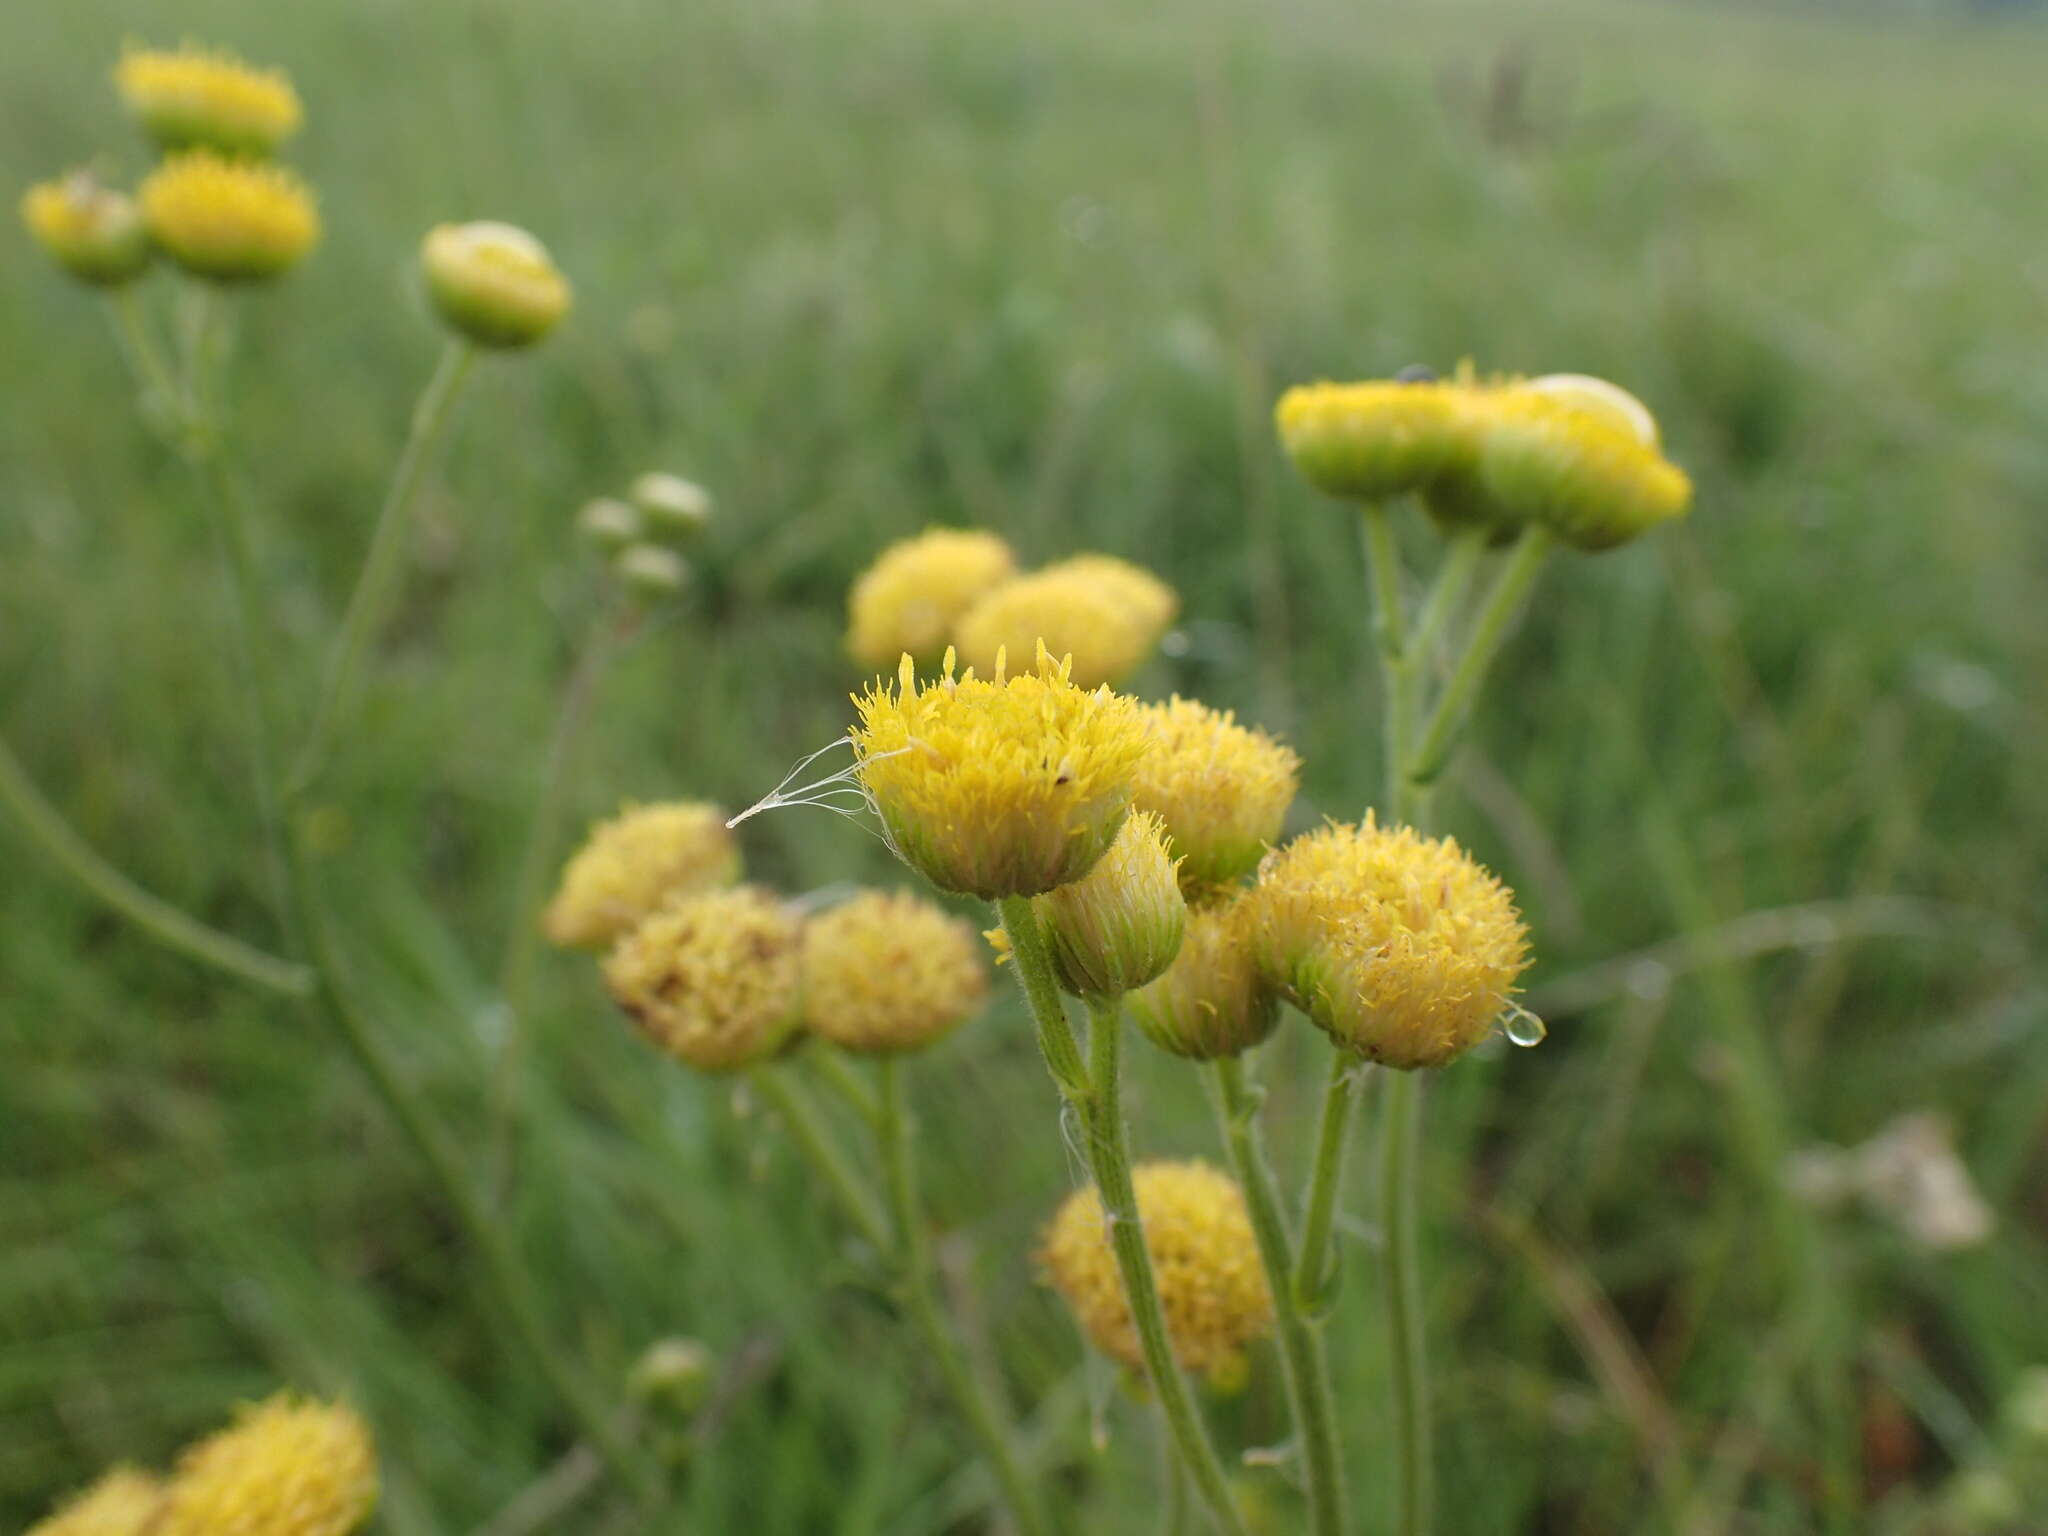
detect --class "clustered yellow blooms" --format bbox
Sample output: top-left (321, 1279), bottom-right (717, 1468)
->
top-left (115, 42), bottom-right (304, 158)
top-left (1034, 809), bottom-right (1186, 997)
top-left (802, 888), bottom-right (988, 1053)
top-left (1277, 368), bottom-right (1691, 550)
top-left (140, 150), bottom-right (320, 282)
top-left (1130, 696), bottom-right (1301, 894)
top-left (19, 172), bottom-right (152, 286)
top-left (1251, 815), bottom-right (1530, 1070)
top-left (421, 221), bottom-right (573, 349)
top-left (846, 528), bottom-right (1018, 669)
top-left (30, 1393), bottom-right (376, 1536)
top-left (604, 885), bottom-right (804, 1072)
top-left (542, 799), bottom-right (742, 949)
top-left (852, 645), bottom-right (1151, 899)
top-left (1041, 1160), bottom-right (1273, 1384)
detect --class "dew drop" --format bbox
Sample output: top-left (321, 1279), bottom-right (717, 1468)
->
top-left (1502, 1002), bottom-right (1548, 1048)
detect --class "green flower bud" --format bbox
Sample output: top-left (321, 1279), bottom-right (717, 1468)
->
top-left (615, 544), bottom-right (690, 602)
top-left (578, 496), bottom-right (642, 553)
top-left (421, 221), bottom-right (571, 349)
top-left (630, 472), bottom-right (713, 542)
top-left (1037, 810), bottom-right (1185, 997)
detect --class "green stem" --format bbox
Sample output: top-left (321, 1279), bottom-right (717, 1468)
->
top-left (0, 733), bottom-right (312, 995)
top-left (1291, 1051), bottom-right (1362, 1315)
top-left (1361, 505), bottom-right (1416, 808)
top-left (995, 894), bottom-right (1090, 1103)
top-left (104, 289), bottom-right (180, 428)
top-left (810, 1044), bottom-right (881, 1127)
top-left (295, 341), bottom-right (476, 791)
top-left (280, 825), bottom-right (661, 1501)
top-left (876, 1058), bottom-right (1051, 1536)
top-left (1380, 1070), bottom-right (1431, 1536)
top-left (1409, 526), bottom-right (1487, 671)
top-left (1208, 1058), bottom-right (1346, 1536)
top-left (751, 1064), bottom-right (891, 1253)
top-left (1406, 524), bottom-right (1554, 793)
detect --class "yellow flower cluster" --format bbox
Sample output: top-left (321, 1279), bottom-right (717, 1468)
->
top-left (1277, 368), bottom-right (1691, 551)
top-left (140, 150), bottom-right (319, 282)
top-left (1041, 1160), bottom-right (1272, 1383)
top-left (802, 888), bottom-right (988, 1053)
top-left (115, 42), bottom-right (304, 158)
top-left (30, 1393), bottom-right (376, 1536)
top-left (852, 645), bottom-right (1151, 899)
top-left (1251, 815), bottom-right (1530, 1069)
top-left (543, 799), bottom-right (742, 950)
top-left (604, 885), bottom-right (804, 1072)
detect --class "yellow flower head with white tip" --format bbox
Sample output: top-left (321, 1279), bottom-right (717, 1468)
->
top-left (116, 42), bottom-right (303, 158)
top-left (1130, 696), bottom-right (1300, 893)
top-left (140, 150), bottom-right (318, 282)
top-left (802, 888), bottom-right (988, 1053)
top-left (543, 800), bottom-right (742, 950)
top-left (604, 886), bottom-right (803, 1073)
top-left (152, 1393), bottom-right (376, 1536)
top-left (21, 171), bottom-right (152, 287)
top-left (1041, 1160), bottom-right (1272, 1384)
top-left (421, 221), bottom-right (572, 348)
top-left (26, 1467), bottom-right (162, 1536)
top-left (1252, 815), bottom-right (1530, 1070)
top-left (846, 528), bottom-right (1017, 670)
top-left (851, 644), bottom-right (1151, 899)
top-left (1477, 384), bottom-right (1692, 550)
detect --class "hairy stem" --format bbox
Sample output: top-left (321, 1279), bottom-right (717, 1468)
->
top-left (1380, 1070), bottom-right (1431, 1536)
top-left (1291, 1051), bottom-right (1363, 1315)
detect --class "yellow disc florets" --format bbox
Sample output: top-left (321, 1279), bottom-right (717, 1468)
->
top-left (1035, 809), bottom-right (1186, 996)
top-left (1130, 696), bottom-right (1300, 893)
top-left (26, 1467), bottom-right (162, 1536)
top-left (543, 800), bottom-right (742, 950)
top-left (152, 1393), bottom-right (376, 1536)
top-left (1251, 816), bottom-right (1530, 1070)
top-left (846, 528), bottom-right (1017, 671)
top-left (604, 886), bottom-right (803, 1072)
top-left (1476, 386), bottom-right (1693, 550)
top-left (21, 172), bottom-right (152, 287)
top-left (1276, 379), bottom-right (1472, 503)
top-left (801, 888), bottom-right (988, 1053)
top-left (420, 221), bottom-right (572, 349)
top-left (115, 43), bottom-right (303, 158)
top-left (953, 560), bottom-right (1175, 690)
top-left (1041, 1160), bottom-right (1272, 1383)
top-left (1128, 891), bottom-right (1279, 1061)
top-left (851, 645), bottom-right (1151, 899)
top-left (139, 150), bottom-right (318, 282)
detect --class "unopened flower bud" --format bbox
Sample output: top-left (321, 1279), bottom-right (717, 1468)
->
top-left (421, 221), bottom-right (570, 349)
top-left (1477, 386), bottom-right (1691, 551)
top-left (616, 543), bottom-right (690, 602)
top-left (1037, 810), bottom-right (1185, 997)
top-left (1128, 893), bottom-right (1279, 1060)
top-left (577, 496), bottom-right (642, 553)
top-left (629, 472), bottom-right (713, 542)
top-left (628, 1338), bottom-right (717, 1420)
top-left (21, 171), bottom-right (152, 287)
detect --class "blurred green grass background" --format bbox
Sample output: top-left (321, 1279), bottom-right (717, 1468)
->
top-left (5, 0), bottom-right (2047, 1529)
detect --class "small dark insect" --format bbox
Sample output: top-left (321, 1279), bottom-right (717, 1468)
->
top-left (1395, 364), bottom-right (1439, 384)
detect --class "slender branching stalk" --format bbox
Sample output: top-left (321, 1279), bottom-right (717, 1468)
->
top-left (750, 1064), bottom-right (892, 1253)
top-left (1291, 1052), bottom-right (1364, 1316)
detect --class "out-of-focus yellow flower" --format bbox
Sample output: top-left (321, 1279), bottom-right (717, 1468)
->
top-left (1130, 697), bottom-right (1300, 893)
top-left (604, 886), bottom-right (802, 1072)
top-left (544, 801), bottom-right (741, 950)
top-left (847, 528), bottom-right (1016, 671)
top-left (1276, 379), bottom-right (1470, 503)
top-left (1128, 892), bottom-right (1279, 1061)
top-left (20, 172), bottom-right (152, 286)
top-left (851, 645), bottom-right (1150, 899)
top-left (1526, 372), bottom-right (1661, 447)
top-left (140, 150), bottom-right (317, 281)
top-left (802, 888), bottom-right (987, 1052)
top-left (953, 562), bottom-right (1173, 690)
top-left (1251, 815), bottom-right (1529, 1070)
top-left (1477, 386), bottom-right (1691, 550)
top-left (421, 221), bottom-right (571, 348)
top-left (1041, 1160), bottom-right (1271, 1384)
top-left (115, 43), bottom-right (303, 158)
top-left (153, 1393), bottom-right (376, 1536)
top-left (26, 1467), bottom-right (161, 1536)
top-left (1038, 553), bottom-right (1180, 639)
top-left (1036, 810), bottom-right (1185, 996)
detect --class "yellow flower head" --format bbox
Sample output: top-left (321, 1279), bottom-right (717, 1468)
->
top-left (953, 563), bottom-right (1174, 691)
top-left (26, 1467), bottom-right (162, 1536)
top-left (543, 800), bottom-right (742, 950)
top-left (1477, 386), bottom-right (1692, 550)
top-left (802, 888), bottom-right (988, 1053)
top-left (1128, 891), bottom-right (1280, 1061)
top-left (1252, 816), bottom-right (1530, 1070)
top-left (1276, 379), bottom-right (1471, 503)
top-left (847, 528), bottom-right (1016, 671)
top-left (1037, 553), bottom-right (1180, 639)
top-left (116, 42), bottom-right (303, 158)
top-left (21, 171), bottom-right (151, 287)
top-left (1041, 1160), bottom-right (1272, 1383)
top-left (140, 151), bottom-right (318, 282)
top-left (421, 221), bottom-right (572, 349)
top-left (153, 1393), bottom-right (376, 1536)
top-left (1036, 809), bottom-right (1186, 996)
top-left (1130, 697), bottom-right (1300, 893)
top-left (851, 645), bottom-right (1151, 899)
top-left (604, 886), bottom-right (802, 1072)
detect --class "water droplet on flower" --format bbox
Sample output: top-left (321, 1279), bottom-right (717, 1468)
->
top-left (1502, 1003), bottom-right (1547, 1048)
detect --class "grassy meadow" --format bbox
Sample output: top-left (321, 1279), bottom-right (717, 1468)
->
top-left (5, 0), bottom-right (2048, 1529)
